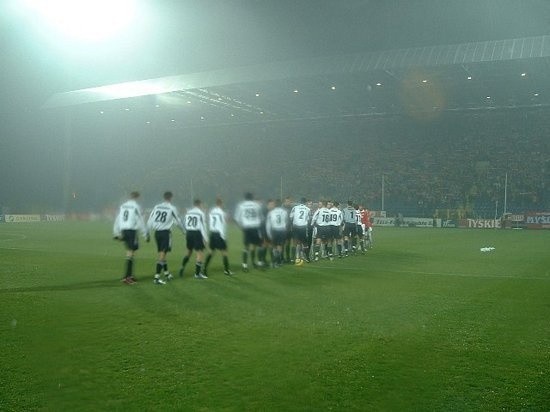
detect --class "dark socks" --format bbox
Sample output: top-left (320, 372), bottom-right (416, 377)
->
top-left (205, 254), bottom-right (213, 270)
top-left (125, 257), bottom-right (134, 277)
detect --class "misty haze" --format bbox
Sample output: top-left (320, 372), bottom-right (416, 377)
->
top-left (1, 0), bottom-right (548, 216)
top-left (1, 1), bottom-right (549, 411)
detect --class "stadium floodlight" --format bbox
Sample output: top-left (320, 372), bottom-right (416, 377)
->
top-left (19, 0), bottom-right (138, 43)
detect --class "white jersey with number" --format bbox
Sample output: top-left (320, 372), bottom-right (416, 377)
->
top-left (209, 206), bottom-right (227, 240)
top-left (328, 207), bottom-right (343, 227)
top-left (234, 200), bottom-right (262, 229)
top-left (184, 206), bottom-right (208, 240)
top-left (266, 207), bottom-right (288, 238)
top-left (355, 209), bottom-right (362, 225)
top-left (113, 199), bottom-right (147, 236)
top-left (147, 201), bottom-right (183, 232)
top-left (311, 207), bottom-right (331, 227)
top-left (290, 204), bottom-right (311, 227)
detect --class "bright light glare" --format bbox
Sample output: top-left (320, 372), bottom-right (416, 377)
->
top-left (22, 0), bottom-right (137, 42)
top-left (95, 80), bottom-right (173, 99)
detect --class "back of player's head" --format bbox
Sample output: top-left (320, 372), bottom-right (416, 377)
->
top-left (130, 191), bottom-right (140, 199)
top-left (215, 197), bottom-right (223, 206)
top-left (163, 191), bottom-right (173, 201)
top-left (193, 198), bottom-right (202, 207)
top-left (347, 200), bottom-right (353, 206)
top-left (244, 192), bottom-right (253, 200)
top-left (300, 197), bottom-right (307, 204)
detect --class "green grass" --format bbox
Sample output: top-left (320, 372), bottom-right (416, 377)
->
top-left (1, 222), bottom-right (549, 411)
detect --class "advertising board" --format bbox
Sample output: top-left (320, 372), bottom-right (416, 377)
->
top-left (441, 219), bottom-right (458, 228)
top-left (373, 217), bottom-right (395, 227)
top-left (525, 212), bottom-right (550, 229)
top-left (459, 219), bottom-right (501, 229)
top-left (402, 217), bottom-right (440, 228)
top-left (4, 214), bottom-right (42, 223)
top-left (43, 215), bottom-right (65, 222)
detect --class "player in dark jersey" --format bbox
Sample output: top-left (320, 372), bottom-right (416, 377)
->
top-left (282, 196), bottom-right (294, 263)
top-left (342, 200), bottom-right (357, 257)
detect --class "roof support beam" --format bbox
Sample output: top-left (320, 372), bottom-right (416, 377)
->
top-left (43, 35), bottom-right (550, 108)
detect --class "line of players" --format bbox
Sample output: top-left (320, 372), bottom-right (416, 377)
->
top-left (233, 193), bottom-right (373, 273)
top-left (113, 191), bottom-right (233, 285)
top-left (113, 191), bottom-right (373, 285)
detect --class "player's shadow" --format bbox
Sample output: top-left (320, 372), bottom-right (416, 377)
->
top-left (0, 280), bottom-right (121, 294)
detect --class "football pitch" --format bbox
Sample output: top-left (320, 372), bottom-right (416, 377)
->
top-left (1, 222), bottom-right (549, 411)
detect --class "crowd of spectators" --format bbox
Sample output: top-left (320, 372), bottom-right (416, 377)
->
top-left (56, 108), bottom-right (548, 218)
top-left (167, 109), bottom-right (548, 218)
top-left (5, 105), bottom-right (546, 217)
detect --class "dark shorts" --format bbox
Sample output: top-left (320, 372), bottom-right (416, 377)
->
top-left (122, 229), bottom-right (139, 251)
top-left (259, 225), bottom-right (268, 242)
top-left (306, 225), bottom-right (314, 244)
top-left (209, 232), bottom-right (227, 251)
top-left (343, 222), bottom-right (357, 238)
top-left (270, 230), bottom-right (287, 246)
top-left (292, 226), bottom-right (308, 244)
top-left (242, 228), bottom-right (262, 247)
top-left (356, 224), bottom-right (364, 237)
top-left (155, 230), bottom-right (172, 253)
top-left (315, 226), bottom-right (330, 241)
top-left (186, 230), bottom-right (205, 251)
top-left (329, 225), bottom-right (341, 240)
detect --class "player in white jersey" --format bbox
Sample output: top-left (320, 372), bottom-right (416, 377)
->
top-left (266, 199), bottom-right (289, 267)
top-left (203, 198), bottom-right (234, 276)
top-left (289, 197), bottom-right (311, 265)
top-left (234, 192), bottom-right (265, 272)
top-left (147, 191), bottom-right (184, 285)
top-left (327, 201), bottom-right (344, 258)
top-left (179, 199), bottom-right (208, 279)
top-left (310, 200), bottom-right (331, 260)
top-left (113, 191), bottom-right (149, 284)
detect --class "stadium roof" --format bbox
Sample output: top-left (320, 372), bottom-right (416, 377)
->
top-left (43, 35), bottom-right (550, 128)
